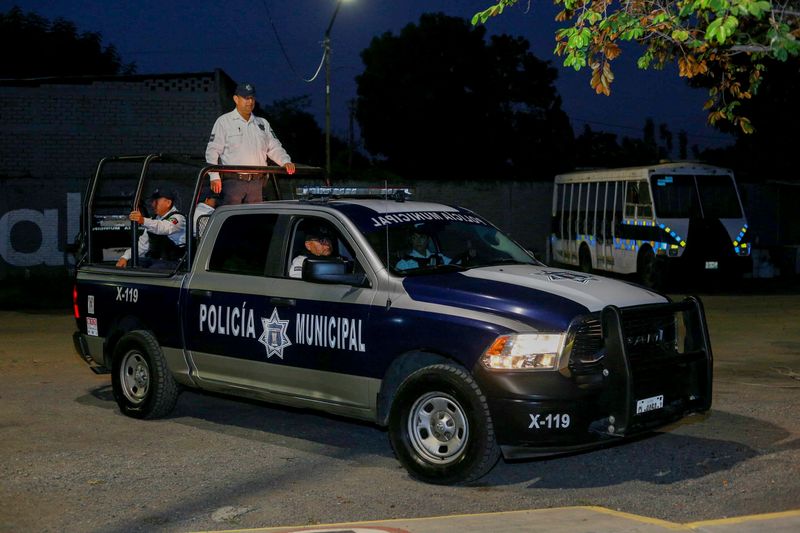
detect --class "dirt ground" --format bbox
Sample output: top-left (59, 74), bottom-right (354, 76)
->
top-left (0, 291), bottom-right (798, 532)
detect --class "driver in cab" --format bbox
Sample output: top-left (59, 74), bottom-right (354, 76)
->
top-left (290, 226), bottom-right (335, 278)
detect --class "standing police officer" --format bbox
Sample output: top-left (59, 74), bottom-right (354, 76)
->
top-left (205, 82), bottom-right (296, 204)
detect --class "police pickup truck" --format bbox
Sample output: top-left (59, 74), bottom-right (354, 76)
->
top-left (73, 155), bottom-right (713, 485)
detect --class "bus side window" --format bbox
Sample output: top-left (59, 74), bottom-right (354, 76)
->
top-left (639, 182), bottom-right (653, 218)
top-left (613, 182), bottom-right (625, 234)
top-left (625, 181), bottom-right (639, 218)
top-left (597, 182), bottom-right (607, 244)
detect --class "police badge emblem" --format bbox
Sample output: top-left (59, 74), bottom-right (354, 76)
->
top-left (258, 308), bottom-right (292, 359)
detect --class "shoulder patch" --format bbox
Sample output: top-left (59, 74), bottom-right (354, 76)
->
top-left (209, 133), bottom-right (215, 142)
top-left (169, 217), bottom-right (179, 225)
top-left (258, 123), bottom-right (265, 131)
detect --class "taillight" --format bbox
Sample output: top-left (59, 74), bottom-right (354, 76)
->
top-left (73, 284), bottom-right (80, 319)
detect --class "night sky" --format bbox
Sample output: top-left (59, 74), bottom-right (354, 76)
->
top-left (6, 0), bottom-right (733, 151)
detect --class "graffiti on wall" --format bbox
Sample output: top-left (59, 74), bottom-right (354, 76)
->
top-left (0, 193), bottom-right (81, 267)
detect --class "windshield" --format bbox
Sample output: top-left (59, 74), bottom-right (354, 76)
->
top-left (650, 174), bottom-right (742, 219)
top-left (362, 214), bottom-right (538, 275)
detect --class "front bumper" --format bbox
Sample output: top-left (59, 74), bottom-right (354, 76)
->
top-left (478, 297), bottom-right (713, 459)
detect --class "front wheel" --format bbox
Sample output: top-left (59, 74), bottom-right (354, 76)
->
top-left (111, 330), bottom-right (179, 419)
top-left (388, 364), bottom-right (500, 484)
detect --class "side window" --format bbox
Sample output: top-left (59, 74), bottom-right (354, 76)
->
top-left (286, 217), bottom-right (362, 279)
top-left (208, 214), bottom-right (278, 276)
top-left (585, 182), bottom-right (596, 235)
top-left (625, 180), bottom-right (653, 219)
top-left (625, 181), bottom-right (639, 218)
top-left (612, 182), bottom-right (625, 235)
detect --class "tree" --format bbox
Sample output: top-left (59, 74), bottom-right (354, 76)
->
top-left (0, 6), bottom-right (135, 77)
top-left (261, 96), bottom-right (369, 177)
top-left (697, 58), bottom-right (799, 180)
top-left (573, 119), bottom-right (679, 167)
top-left (355, 13), bottom-right (574, 179)
top-left (473, 0), bottom-right (800, 133)
top-left (261, 96), bottom-right (326, 168)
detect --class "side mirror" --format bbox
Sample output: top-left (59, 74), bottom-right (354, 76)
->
top-left (303, 257), bottom-right (368, 286)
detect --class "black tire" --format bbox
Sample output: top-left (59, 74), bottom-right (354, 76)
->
top-left (388, 363), bottom-right (500, 485)
top-left (111, 330), bottom-right (179, 419)
top-left (578, 245), bottom-right (592, 273)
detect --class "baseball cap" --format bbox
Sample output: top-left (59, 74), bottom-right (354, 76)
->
top-left (234, 82), bottom-right (256, 97)
top-left (150, 188), bottom-right (177, 202)
top-left (305, 226), bottom-right (332, 241)
top-left (411, 223), bottom-right (431, 235)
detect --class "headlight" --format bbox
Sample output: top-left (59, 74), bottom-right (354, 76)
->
top-left (481, 333), bottom-right (565, 371)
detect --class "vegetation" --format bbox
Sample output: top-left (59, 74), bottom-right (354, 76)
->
top-left (356, 13), bottom-right (574, 179)
top-left (0, 6), bottom-right (135, 77)
top-left (473, 0), bottom-right (800, 133)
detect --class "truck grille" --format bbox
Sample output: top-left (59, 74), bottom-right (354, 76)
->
top-left (567, 306), bottom-right (682, 374)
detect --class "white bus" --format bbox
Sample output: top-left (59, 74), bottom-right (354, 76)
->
top-left (548, 163), bottom-right (751, 287)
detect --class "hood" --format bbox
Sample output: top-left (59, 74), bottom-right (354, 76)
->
top-left (401, 265), bottom-right (667, 331)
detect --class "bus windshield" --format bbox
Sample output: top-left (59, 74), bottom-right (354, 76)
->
top-left (363, 218), bottom-right (538, 275)
top-left (650, 174), bottom-right (742, 219)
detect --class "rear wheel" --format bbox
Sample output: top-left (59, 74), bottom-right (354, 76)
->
top-left (388, 363), bottom-right (500, 485)
top-left (112, 330), bottom-right (179, 419)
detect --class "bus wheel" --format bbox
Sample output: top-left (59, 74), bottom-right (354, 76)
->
top-left (579, 245), bottom-right (592, 273)
top-left (638, 249), bottom-right (663, 289)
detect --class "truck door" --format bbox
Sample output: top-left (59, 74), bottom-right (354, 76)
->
top-left (183, 211), bottom-right (379, 412)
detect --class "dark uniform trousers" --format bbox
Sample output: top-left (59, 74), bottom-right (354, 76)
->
top-left (222, 174), bottom-right (264, 204)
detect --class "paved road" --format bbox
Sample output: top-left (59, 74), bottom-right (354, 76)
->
top-left (1, 293), bottom-right (798, 532)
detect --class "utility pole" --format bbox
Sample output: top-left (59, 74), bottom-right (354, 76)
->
top-left (324, 0), bottom-right (344, 186)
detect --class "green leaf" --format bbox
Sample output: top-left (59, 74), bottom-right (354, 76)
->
top-left (706, 18), bottom-right (723, 43)
top-left (672, 29), bottom-right (690, 42)
top-left (653, 13), bottom-right (669, 24)
top-left (748, 1), bottom-right (772, 18)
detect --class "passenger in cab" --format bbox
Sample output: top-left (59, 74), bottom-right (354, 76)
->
top-left (395, 226), bottom-right (451, 271)
top-left (116, 189), bottom-right (186, 269)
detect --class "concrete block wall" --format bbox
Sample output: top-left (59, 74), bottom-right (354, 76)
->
top-left (0, 71), bottom-right (232, 279)
top-left (0, 73), bottom-right (222, 179)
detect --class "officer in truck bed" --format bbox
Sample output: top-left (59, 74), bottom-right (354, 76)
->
top-left (116, 189), bottom-right (186, 269)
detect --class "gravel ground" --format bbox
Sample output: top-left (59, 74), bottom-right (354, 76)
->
top-left (0, 292), bottom-right (798, 532)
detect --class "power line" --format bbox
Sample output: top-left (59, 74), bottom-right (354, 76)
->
top-left (260, 0), bottom-right (325, 83)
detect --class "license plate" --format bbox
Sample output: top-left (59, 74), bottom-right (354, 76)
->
top-left (636, 394), bottom-right (664, 414)
top-left (705, 261), bottom-right (719, 270)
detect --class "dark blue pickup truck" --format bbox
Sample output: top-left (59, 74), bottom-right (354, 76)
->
top-left (73, 155), bottom-right (713, 484)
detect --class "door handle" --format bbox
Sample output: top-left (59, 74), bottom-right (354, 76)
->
top-left (271, 297), bottom-right (296, 307)
top-left (189, 289), bottom-right (213, 298)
